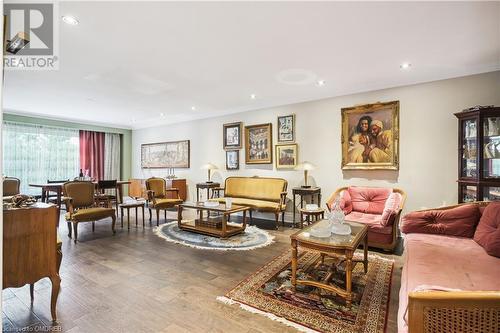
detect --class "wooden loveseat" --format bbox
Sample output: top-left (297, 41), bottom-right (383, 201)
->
top-left (212, 176), bottom-right (288, 229)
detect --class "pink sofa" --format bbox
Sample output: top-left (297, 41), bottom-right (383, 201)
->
top-left (327, 186), bottom-right (406, 251)
top-left (398, 202), bottom-right (500, 333)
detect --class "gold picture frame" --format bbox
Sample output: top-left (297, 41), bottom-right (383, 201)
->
top-left (245, 123), bottom-right (273, 164)
top-left (341, 101), bottom-right (399, 170)
top-left (276, 144), bottom-right (298, 169)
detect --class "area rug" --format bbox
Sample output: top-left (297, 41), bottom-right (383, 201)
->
top-left (154, 221), bottom-right (274, 251)
top-left (217, 250), bottom-right (393, 333)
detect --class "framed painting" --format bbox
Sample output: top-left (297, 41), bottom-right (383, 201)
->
top-left (341, 101), bottom-right (399, 170)
top-left (276, 144), bottom-right (298, 169)
top-left (277, 114), bottom-right (295, 142)
top-left (225, 150), bottom-right (239, 170)
top-left (245, 123), bottom-right (273, 164)
top-left (223, 122), bottom-right (242, 149)
top-left (141, 140), bottom-right (190, 168)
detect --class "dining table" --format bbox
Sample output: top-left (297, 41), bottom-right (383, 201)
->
top-left (29, 180), bottom-right (131, 207)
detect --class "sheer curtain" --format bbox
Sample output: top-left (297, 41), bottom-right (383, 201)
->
top-left (2, 121), bottom-right (80, 195)
top-left (104, 133), bottom-right (121, 180)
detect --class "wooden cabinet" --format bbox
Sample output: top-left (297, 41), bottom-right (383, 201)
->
top-left (128, 178), bottom-right (187, 201)
top-left (455, 106), bottom-right (500, 203)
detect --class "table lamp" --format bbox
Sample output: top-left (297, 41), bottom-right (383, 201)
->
top-left (295, 161), bottom-right (316, 188)
top-left (201, 163), bottom-right (218, 183)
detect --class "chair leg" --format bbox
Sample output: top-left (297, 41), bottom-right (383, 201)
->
top-left (164, 209), bottom-right (167, 222)
top-left (249, 210), bottom-right (253, 224)
top-left (275, 213), bottom-right (279, 230)
top-left (111, 214), bottom-right (116, 234)
top-left (56, 247), bottom-right (62, 272)
top-left (73, 223), bottom-right (78, 243)
top-left (156, 209), bottom-right (160, 227)
top-left (49, 275), bottom-right (61, 322)
top-left (281, 211), bottom-right (285, 227)
top-left (92, 221), bottom-right (95, 232)
top-left (67, 222), bottom-right (72, 238)
top-left (149, 208), bottom-right (152, 223)
top-left (30, 283), bottom-right (34, 302)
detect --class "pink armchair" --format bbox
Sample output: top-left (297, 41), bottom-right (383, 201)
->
top-left (326, 186), bottom-right (406, 251)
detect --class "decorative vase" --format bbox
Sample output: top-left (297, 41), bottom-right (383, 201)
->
top-left (330, 197), bottom-right (352, 235)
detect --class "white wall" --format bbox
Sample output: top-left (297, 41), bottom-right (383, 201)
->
top-left (132, 72), bottom-right (500, 216)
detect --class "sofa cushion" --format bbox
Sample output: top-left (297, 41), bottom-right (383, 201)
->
top-left (346, 212), bottom-right (393, 235)
top-left (339, 190), bottom-right (353, 215)
top-left (224, 177), bottom-right (286, 202)
top-left (401, 204), bottom-right (480, 238)
top-left (474, 202), bottom-right (500, 258)
top-left (397, 233), bottom-right (500, 333)
top-left (348, 186), bottom-right (392, 214)
top-left (65, 207), bottom-right (115, 222)
top-left (381, 192), bottom-right (401, 226)
top-left (213, 197), bottom-right (285, 211)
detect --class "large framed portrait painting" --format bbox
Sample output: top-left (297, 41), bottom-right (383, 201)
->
top-left (245, 123), bottom-right (272, 164)
top-left (341, 101), bottom-right (399, 170)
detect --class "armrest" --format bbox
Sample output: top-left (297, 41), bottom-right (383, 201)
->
top-left (408, 291), bottom-right (500, 333)
top-left (280, 191), bottom-right (287, 208)
top-left (63, 196), bottom-right (74, 215)
top-left (166, 187), bottom-right (180, 200)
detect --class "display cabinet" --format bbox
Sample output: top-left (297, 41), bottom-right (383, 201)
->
top-left (455, 106), bottom-right (500, 203)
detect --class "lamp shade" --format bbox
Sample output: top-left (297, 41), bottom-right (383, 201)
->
top-left (295, 161), bottom-right (316, 171)
top-left (201, 163), bottom-right (218, 170)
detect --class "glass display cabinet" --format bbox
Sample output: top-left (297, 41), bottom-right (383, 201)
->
top-left (455, 106), bottom-right (500, 203)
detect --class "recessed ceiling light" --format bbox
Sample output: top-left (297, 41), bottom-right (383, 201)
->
top-left (316, 80), bottom-right (326, 87)
top-left (250, 94), bottom-right (256, 100)
top-left (400, 62), bottom-right (411, 70)
top-left (62, 16), bottom-right (79, 25)
top-left (191, 106), bottom-right (196, 111)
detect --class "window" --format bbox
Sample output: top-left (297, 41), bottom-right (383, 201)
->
top-left (2, 121), bottom-right (80, 195)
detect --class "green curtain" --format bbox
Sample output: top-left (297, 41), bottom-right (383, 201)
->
top-left (2, 121), bottom-right (80, 195)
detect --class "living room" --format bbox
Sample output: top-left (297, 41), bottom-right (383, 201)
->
top-left (1, 1), bottom-right (499, 333)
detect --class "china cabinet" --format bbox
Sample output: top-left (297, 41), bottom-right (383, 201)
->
top-left (455, 106), bottom-right (500, 203)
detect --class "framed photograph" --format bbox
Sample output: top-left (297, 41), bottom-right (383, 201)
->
top-left (225, 150), bottom-right (239, 170)
top-left (276, 144), bottom-right (298, 169)
top-left (341, 101), bottom-right (399, 170)
top-left (141, 140), bottom-right (190, 168)
top-left (223, 122), bottom-right (242, 149)
top-left (277, 114), bottom-right (295, 142)
top-left (245, 123), bottom-right (273, 164)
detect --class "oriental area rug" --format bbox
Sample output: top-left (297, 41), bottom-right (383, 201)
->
top-left (155, 222), bottom-right (274, 251)
top-left (218, 250), bottom-right (394, 333)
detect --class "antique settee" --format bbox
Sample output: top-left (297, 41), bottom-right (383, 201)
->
top-left (212, 176), bottom-right (287, 229)
top-left (326, 186), bottom-right (406, 251)
top-left (398, 202), bottom-right (500, 333)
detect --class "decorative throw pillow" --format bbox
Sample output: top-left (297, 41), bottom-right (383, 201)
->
top-left (473, 202), bottom-right (500, 258)
top-left (339, 190), bottom-right (353, 215)
top-left (381, 192), bottom-right (402, 226)
top-left (348, 186), bottom-right (392, 214)
top-left (401, 204), bottom-right (480, 237)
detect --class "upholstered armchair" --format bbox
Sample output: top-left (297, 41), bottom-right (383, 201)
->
top-left (63, 181), bottom-right (116, 243)
top-left (3, 177), bottom-right (20, 202)
top-left (327, 186), bottom-right (406, 251)
top-left (146, 177), bottom-right (183, 226)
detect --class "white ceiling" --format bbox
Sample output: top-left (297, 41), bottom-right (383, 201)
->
top-left (3, 1), bottom-right (500, 129)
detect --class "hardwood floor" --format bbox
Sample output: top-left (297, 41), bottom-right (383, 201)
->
top-left (2, 209), bottom-right (403, 332)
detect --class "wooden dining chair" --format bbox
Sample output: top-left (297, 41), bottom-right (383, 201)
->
top-left (63, 181), bottom-right (116, 243)
top-left (3, 204), bottom-right (62, 322)
top-left (95, 180), bottom-right (119, 206)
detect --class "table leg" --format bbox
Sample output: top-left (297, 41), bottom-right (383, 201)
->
top-left (311, 194), bottom-right (314, 204)
top-left (142, 206), bottom-right (145, 228)
top-left (56, 189), bottom-right (62, 207)
top-left (291, 240), bottom-right (298, 291)
top-left (364, 233), bottom-right (368, 274)
top-left (135, 207), bottom-right (138, 227)
top-left (345, 252), bottom-right (353, 308)
top-left (318, 193), bottom-right (322, 208)
top-left (120, 207), bottom-right (124, 228)
top-left (41, 188), bottom-right (47, 203)
top-left (177, 206), bottom-right (183, 228)
top-left (127, 208), bottom-right (130, 230)
top-left (196, 187), bottom-right (200, 202)
top-left (242, 210), bottom-right (247, 228)
top-left (300, 212), bottom-right (304, 229)
top-left (222, 213), bottom-right (227, 237)
top-left (293, 194), bottom-right (296, 227)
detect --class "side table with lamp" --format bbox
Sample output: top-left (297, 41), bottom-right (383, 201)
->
top-left (293, 161), bottom-right (321, 227)
top-left (197, 163), bottom-right (222, 202)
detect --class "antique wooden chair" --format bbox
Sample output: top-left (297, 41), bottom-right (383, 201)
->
top-left (3, 204), bottom-right (62, 322)
top-left (63, 181), bottom-right (116, 243)
top-left (145, 177), bottom-right (183, 226)
top-left (3, 177), bottom-right (20, 202)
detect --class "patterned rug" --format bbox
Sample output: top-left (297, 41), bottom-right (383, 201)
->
top-left (218, 250), bottom-right (393, 333)
top-left (154, 222), bottom-right (274, 251)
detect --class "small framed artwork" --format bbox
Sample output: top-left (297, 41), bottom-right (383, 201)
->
top-left (277, 114), bottom-right (295, 142)
top-left (245, 123), bottom-right (273, 164)
top-left (226, 150), bottom-right (239, 170)
top-left (223, 122), bottom-right (242, 149)
top-left (341, 100), bottom-right (399, 170)
top-left (276, 144), bottom-right (298, 169)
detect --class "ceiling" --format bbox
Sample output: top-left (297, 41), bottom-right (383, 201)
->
top-left (3, 1), bottom-right (500, 129)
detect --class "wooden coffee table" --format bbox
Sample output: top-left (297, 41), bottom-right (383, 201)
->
top-left (177, 202), bottom-right (250, 238)
top-left (290, 220), bottom-right (368, 307)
